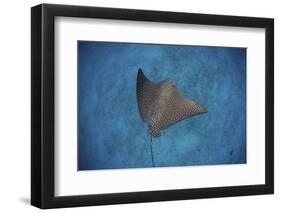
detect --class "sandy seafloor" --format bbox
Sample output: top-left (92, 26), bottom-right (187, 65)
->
top-left (77, 41), bottom-right (246, 170)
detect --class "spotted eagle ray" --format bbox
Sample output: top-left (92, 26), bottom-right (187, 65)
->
top-left (136, 68), bottom-right (207, 166)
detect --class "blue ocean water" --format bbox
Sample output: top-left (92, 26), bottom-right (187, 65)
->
top-left (78, 41), bottom-right (246, 170)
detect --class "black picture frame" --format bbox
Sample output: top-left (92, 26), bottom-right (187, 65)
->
top-left (31, 3), bottom-right (274, 209)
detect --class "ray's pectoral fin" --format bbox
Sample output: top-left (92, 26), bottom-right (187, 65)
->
top-left (155, 86), bottom-right (207, 131)
top-left (149, 124), bottom-right (161, 138)
top-left (136, 69), bottom-right (161, 123)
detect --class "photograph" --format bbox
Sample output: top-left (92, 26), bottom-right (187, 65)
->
top-left (78, 41), bottom-right (247, 170)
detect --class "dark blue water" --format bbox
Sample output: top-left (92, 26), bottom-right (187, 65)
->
top-left (78, 41), bottom-right (246, 170)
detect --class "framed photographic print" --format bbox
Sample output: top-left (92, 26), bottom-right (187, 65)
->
top-left (31, 3), bottom-right (274, 209)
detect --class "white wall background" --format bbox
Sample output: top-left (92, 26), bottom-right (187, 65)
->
top-left (0, 0), bottom-right (279, 212)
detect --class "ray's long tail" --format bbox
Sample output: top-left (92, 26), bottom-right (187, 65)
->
top-left (150, 135), bottom-right (155, 167)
